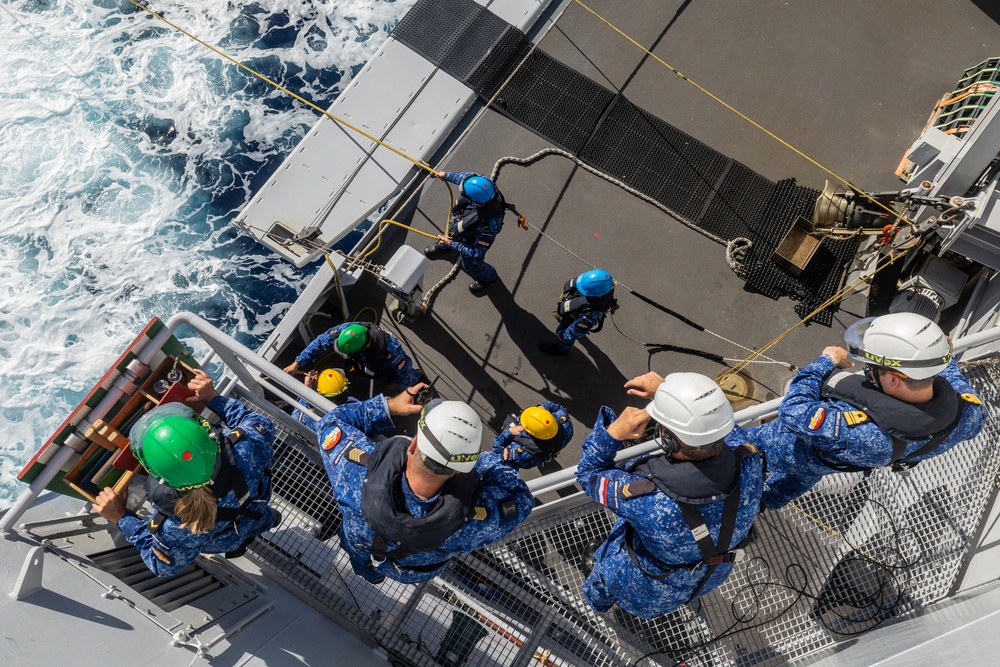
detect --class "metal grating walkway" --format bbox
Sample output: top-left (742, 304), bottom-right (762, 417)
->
top-left (392, 0), bottom-right (857, 324)
top-left (247, 355), bottom-right (1000, 666)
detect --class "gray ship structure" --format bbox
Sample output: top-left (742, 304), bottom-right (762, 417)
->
top-left (6, 1), bottom-right (1000, 665)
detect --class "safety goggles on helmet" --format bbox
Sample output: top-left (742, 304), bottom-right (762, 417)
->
top-left (416, 399), bottom-right (482, 474)
top-left (128, 403), bottom-right (219, 491)
top-left (845, 316), bottom-right (952, 375)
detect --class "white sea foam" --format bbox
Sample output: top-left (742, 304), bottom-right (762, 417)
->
top-left (0, 0), bottom-right (414, 507)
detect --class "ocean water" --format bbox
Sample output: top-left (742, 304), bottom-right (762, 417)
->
top-left (0, 0), bottom-right (414, 507)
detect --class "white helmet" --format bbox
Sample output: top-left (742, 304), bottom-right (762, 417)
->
top-left (416, 400), bottom-right (483, 473)
top-left (645, 373), bottom-right (735, 447)
top-left (844, 312), bottom-right (951, 380)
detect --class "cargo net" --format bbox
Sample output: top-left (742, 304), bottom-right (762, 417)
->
top-left (933, 57), bottom-right (1000, 137)
top-left (246, 356), bottom-right (1000, 666)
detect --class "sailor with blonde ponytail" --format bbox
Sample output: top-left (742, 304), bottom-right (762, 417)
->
top-left (94, 369), bottom-right (281, 576)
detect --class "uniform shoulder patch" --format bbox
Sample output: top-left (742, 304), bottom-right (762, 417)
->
top-left (151, 546), bottom-right (172, 564)
top-left (322, 427), bottom-right (343, 451)
top-left (808, 407), bottom-right (827, 431)
top-left (252, 422), bottom-right (268, 436)
top-left (471, 507), bottom-right (489, 521)
top-left (346, 447), bottom-right (369, 465)
top-left (961, 392), bottom-right (983, 406)
top-left (619, 479), bottom-right (656, 499)
top-left (499, 499), bottom-right (518, 519)
top-left (842, 410), bottom-right (869, 427)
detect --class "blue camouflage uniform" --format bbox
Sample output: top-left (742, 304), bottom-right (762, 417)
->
top-left (492, 401), bottom-right (574, 469)
top-left (755, 356), bottom-right (986, 510)
top-left (316, 395), bottom-right (535, 584)
top-left (116, 395), bottom-right (277, 577)
top-left (577, 407), bottom-right (763, 618)
top-left (428, 171), bottom-right (505, 284)
top-left (292, 396), bottom-right (360, 432)
top-left (295, 322), bottom-right (420, 389)
top-left (555, 309), bottom-right (605, 352)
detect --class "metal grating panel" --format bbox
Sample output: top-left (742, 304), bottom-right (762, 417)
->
top-left (582, 97), bottom-right (734, 224)
top-left (90, 546), bottom-right (226, 613)
top-left (492, 51), bottom-right (616, 154)
top-left (393, 0), bottom-right (512, 84)
top-left (247, 356), bottom-right (1000, 666)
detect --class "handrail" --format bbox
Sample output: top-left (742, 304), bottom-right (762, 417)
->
top-left (6, 314), bottom-right (1000, 536)
top-left (526, 326), bottom-right (1000, 497)
top-left (1, 313), bottom-right (337, 535)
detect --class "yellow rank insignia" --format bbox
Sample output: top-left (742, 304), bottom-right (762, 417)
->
top-left (843, 411), bottom-right (869, 427)
top-left (471, 507), bottom-right (488, 521)
top-left (961, 393), bottom-right (983, 406)
top-left (322, 427), bottom-right (342, 451)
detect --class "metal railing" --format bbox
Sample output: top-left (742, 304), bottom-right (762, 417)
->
top-left (7, 311), bottom-right (999, 537)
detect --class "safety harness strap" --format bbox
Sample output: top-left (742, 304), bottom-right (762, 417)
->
top-left (622, 444), bottom-right (756, 590)
top-left (814, 407), bottom-right (963, 474)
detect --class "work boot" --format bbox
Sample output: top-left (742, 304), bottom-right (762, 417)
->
top-left (469, 279), bottom-right (495, 295)
top-left (580, 539), bottom-right (602, 577)
top-left (424, 244), bottom-right (447, 259)
top-left (539, 341), bottom-right (569, 356)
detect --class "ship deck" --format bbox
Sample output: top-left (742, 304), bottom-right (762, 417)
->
top-left (285, 0), bottom-right (1000, 484)
top-left (260, 2), bottom-right (1000, 665)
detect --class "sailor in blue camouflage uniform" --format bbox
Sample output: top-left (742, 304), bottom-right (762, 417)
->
top-left (577, 372), bottom-right (763, 618)
top-left (492, 402), bottom-right (573, 469)
top-left (424, 171), bottom-right (508, 294)
top-left (755, 312), bottom-right (986, 510)
top-left (284, 321), bottom-right (420, 391)
top-left (316, 387), bottom-right (536, 584)
top-left (540, 269), bottom-right (618, 356)
top-left (94, 369), bottom-right (278, 577)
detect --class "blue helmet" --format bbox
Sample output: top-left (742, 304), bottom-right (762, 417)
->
top-left (576, 269), bottom-right (614, 297)
top-left (461, 175), bottom-right (496, 204)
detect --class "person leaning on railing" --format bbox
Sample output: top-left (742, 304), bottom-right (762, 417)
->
top-left (752, 312), bottom-right (987, 510)
top-left (314, 386), bottom-right (536, 585)
top-left (576, 372), bottom-right (764, 619)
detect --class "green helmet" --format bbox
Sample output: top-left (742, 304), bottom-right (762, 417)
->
top-left (129, 403), bottom-right (219, 490)
top-left (335, 324), bottom-right (369, 357)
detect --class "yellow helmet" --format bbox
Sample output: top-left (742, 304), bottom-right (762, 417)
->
top-left (520, 406), bottom-right (559, 441)
top-left (317, 369), bottom-right (349, 397)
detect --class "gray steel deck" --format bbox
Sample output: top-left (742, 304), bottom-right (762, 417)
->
top-left (292, 0), bottom-right (1000, 482)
